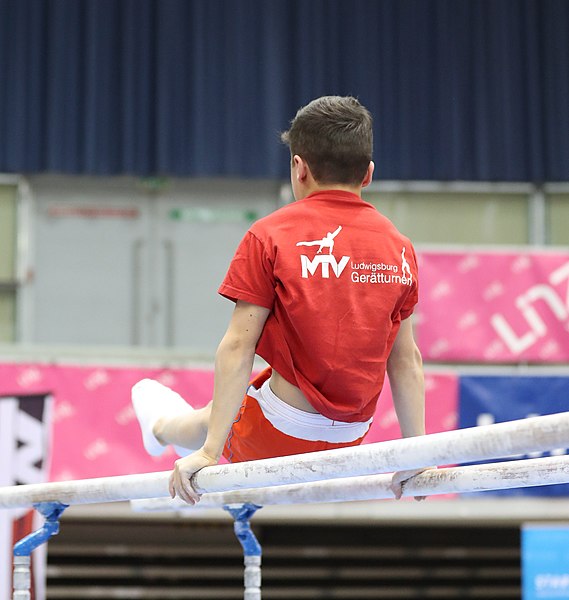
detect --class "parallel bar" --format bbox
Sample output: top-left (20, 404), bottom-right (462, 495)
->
top-left (192, 411), bottom-right (569, 494)
top-left (0, 412), bottom-right (569, 509)
top-left (0, 472), bottom-right (170, 509)
top-left (133, 455), bottom-right (569, 511)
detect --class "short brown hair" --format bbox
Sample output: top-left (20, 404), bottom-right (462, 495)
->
top-left (281, 96), bottom-right (373, 186)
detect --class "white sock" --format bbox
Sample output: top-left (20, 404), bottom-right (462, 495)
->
top-left (131, 379), bottom-right (194, 457)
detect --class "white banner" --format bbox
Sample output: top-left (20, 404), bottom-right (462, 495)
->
top-left (0, 395), bottom-right (52, 600)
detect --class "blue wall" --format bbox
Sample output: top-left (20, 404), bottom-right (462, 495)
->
top-left (460, 375), bottom-right (569, 497)
top-left (0, 0), bottom-right (568, 180)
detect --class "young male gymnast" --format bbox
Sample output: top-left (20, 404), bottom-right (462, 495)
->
top-left (133, 96), bottom-right (428, 504)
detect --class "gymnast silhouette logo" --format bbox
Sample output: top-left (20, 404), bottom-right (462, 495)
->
top-left (401, 247), bottom-right (412, 282)
top-left (296, 226), bottom-right (349, 279)
top-left (296, 225), bottom-right (343, 256)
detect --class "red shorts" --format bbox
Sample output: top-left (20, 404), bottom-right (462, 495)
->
top-left (222, 368), bottom-right (366, 463)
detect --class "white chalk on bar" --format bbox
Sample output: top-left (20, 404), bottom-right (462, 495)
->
top-left (132, 455), bottom-right (569, 512)
top-left (0, 411), bottom-right (568, 509)
top-left (193, 410), bottom-right (569, 493)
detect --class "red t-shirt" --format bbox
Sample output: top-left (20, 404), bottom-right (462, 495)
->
top-left (218, 190), bottom-right (419, 422)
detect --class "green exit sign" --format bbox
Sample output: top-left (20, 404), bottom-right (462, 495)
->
top-left (169, 208), bottom-right (259, 223)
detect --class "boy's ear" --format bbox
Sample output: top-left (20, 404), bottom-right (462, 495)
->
top-left (293, 155), bottom-right (309, 182)
top-left (361, 161), bottom-right (375, 188)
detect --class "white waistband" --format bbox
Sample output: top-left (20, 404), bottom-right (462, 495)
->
top-left (248, 379), bottom-right (372, 443)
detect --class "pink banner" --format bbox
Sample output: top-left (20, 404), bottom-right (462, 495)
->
top-left (0, 364), bottom-right (214, 481)
top-left (367, 372), bottom-right (458, 443)
top-left (417, 251), bottom-right (569, 363)
top-left (0, 363), bottom-right (457, 481)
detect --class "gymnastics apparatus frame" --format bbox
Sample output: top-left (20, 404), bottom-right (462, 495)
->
top-left (2, 411), bottom-right (569, 599)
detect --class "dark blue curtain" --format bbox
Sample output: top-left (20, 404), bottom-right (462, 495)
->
top-left (0, 0), bottom-right (568, 181)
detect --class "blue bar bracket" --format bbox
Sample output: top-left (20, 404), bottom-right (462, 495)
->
top-left (224, 503), bottom-right (262, 557)
top-left (13, 501), bottom-right (69, 557)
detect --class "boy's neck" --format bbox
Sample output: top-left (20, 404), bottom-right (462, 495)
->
top-left (303, 181), bottom-right (363, 198)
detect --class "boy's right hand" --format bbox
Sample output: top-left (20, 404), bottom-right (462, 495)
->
top-left (168, 447), bottom-right (218, 505)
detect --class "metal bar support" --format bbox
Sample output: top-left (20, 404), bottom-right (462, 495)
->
top-left (225, 503), bottom-right (262, 600)
top-left (12, 501), bottom-right (68, 600)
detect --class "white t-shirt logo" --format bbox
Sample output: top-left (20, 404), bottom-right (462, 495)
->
top-left (401, 247), bottom-right (412, 282)
top-left (296, 225), bottom-right (343, 255)
top-left (296, 226), bottom-right (349, 278)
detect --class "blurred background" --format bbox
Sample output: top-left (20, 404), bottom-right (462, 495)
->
top-left (1, 0), bottom-right (568, 598)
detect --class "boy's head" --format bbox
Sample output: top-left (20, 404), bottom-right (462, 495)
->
top-left (281, 96), bottom-right (373, 187)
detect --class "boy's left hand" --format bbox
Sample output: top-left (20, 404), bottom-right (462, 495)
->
top-left (390, 467), bottom-right (437, 502)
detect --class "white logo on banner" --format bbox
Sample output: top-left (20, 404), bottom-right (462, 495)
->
top-left (15, 410), bottom-right (47, 485)
top-left (491, 261), bottom-right (569, 355)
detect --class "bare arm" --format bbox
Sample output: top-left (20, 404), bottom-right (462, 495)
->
top-left (386, 317), bottom-right (430, 500)
top-left (203, 300), bottom-right (270, 459)
top-left (169, 300), bottom-right (270, 503)
top-left (386, 317), bottom-right (425, 439)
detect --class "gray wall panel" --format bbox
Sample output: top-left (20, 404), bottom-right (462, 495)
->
top-left (28, 176), bottom-right (281, 354)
